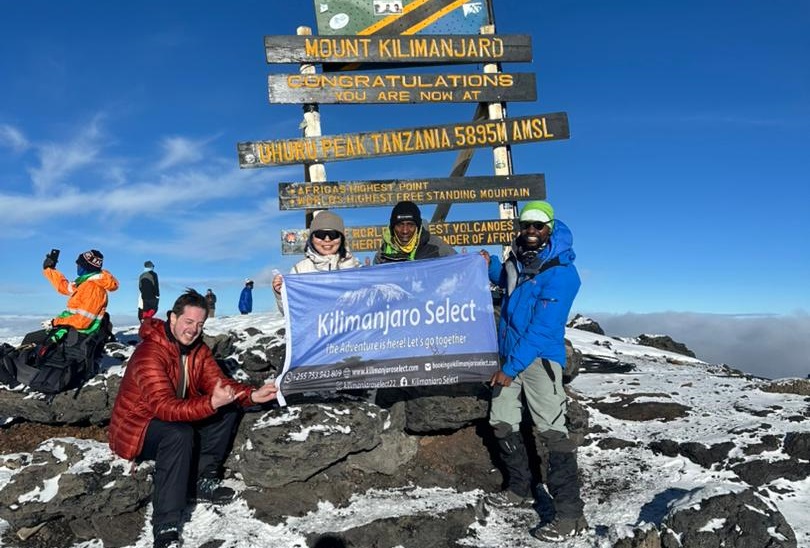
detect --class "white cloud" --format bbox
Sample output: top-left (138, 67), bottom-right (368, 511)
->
top-left (0, 123), bottom-right (29, 152)
top-left (139, 208), bottom-right (293, 262)
top-left (584, 311), bottom-right (810, 380)
top-left (0, 161), bottom-right (292, 231)
top-left (156, 135), bottom-right (217, 170)
top-left (27, 116), bottom-right (106, 193)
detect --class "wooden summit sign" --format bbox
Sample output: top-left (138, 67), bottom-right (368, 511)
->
top-left (267, 72), bottom-right (536, 104)
top-left (238, 113), bottom-right (568, 168)
top-left (278, 174), bottom-right (545, 210)
top-left (281, 218), bottom-right (518, 254)
top-left (264, 34), bottom-right (531, 65)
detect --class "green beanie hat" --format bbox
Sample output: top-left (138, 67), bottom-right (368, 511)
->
top-left (519, 201), bottom-right (555, 231)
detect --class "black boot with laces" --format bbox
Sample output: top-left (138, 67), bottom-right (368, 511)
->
top-left (195, 477), bottom-right (235, 504)
top-left (153, 522), bottom-right (180, 548)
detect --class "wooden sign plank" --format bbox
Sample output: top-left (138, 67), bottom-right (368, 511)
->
top-left (238, 112), bottom-right (569, 168)
top-left (268, 72), bottom-right (536, 104)
top-left (278, 174), bottom-right (545, 210)
top-left (281, 218), bottom-right (518, 255)
top-left (264, 34), bottom-right (531, 64)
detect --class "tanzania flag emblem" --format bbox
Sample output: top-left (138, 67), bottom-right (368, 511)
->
top-left (313, 0), bottom-right (491, 36)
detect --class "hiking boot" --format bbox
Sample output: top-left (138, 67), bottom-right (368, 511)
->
top-left (530, 516), bottom-right (589, 542)
top-left (153, 522), bottom-right (180, 548)
top-left (195, 477), bottom-right (235, 504)
top-left (484, 489), bottom-right (535, 508)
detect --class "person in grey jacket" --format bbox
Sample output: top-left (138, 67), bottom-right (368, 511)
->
top-left (272, 210), bottom-right (360, 313)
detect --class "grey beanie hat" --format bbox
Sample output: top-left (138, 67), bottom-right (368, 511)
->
top-left (309, 210), bottom-right (345, 235)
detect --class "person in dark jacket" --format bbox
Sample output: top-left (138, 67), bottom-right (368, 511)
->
top-left (480, 201), bottom-right (587, 542)
top-left (373, 201), bottom-right (455, 263)
top-left (108, 289), bottom-right (277, 548)
top-left (205, 288), bottom-right (217, 318)
top-left (238, 279), bottom-right (253, 314)
top-left (138, 260), bottom-right (160, 322)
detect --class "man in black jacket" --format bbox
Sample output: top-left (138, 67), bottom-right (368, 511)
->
top-left (138, 260), bottom-right (160, 322)
top-left (373, 201), bottom-right (455, 263)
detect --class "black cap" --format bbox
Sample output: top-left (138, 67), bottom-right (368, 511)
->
top-left (76, 249), bottom-right (103, 272)
top-left (389, 201), bottom-right (422, 230)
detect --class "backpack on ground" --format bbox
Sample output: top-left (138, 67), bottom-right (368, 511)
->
top-left (0, 315), bottom-right (113, 397)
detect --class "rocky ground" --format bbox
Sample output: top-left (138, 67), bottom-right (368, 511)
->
top-left (0, 422), bottom-right (107, 453)
top-left (0, 418), bottom-right (511, 548)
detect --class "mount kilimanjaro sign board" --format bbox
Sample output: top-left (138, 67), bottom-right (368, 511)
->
top-left (278, 174), bottom-right (545, 210)
top-left (264, 35), bottom-right (531, 65)
top-left (238, 112), bottom-right (568, 168)
top-left (267, 72), bottom-right (536, 104)
top-left (281, 218), bottom-right (518, 254)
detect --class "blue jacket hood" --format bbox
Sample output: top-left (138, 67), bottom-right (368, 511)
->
top-left (509, 219), bottom-right (576, 267)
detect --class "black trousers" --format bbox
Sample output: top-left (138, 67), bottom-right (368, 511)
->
top-left (138, 406), bottom-right (240, 529)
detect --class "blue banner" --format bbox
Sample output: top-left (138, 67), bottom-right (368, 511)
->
top-left (276, 253), bottom-right (498, 405)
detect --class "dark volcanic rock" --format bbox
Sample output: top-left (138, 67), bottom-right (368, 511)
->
top-left (636, 334), bottom-right (696, 358)
top-left (227, 399), bottom-right (393, 488)
top-left (310, 505), bottom-right (478, 548)
top-left (592, 393), bottom-right (690, 422)
top-left (742, 434), bottom-right (782, 455)
top-left (678, 441), bottom-right (735, 468)
top-left (732, 458), bottom-right (810, 486)
top-left (375, 383), bottom-right (490, 433)
top-left (649, 440), bottom-right (735, 469)
top-left (0, 438), bottom-right (152, 546)
top-left (0, 375), bottom-right (118, 425)
top-left (660, 487), bottom-right (796, 547)
top-left (783, 431), bottom-right (810, 460)
top-left (760, 378), bottom-right (810, 396)
top-left (567, 313), bottom-right (605, 335)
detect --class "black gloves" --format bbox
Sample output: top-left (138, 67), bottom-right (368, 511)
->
top-left (43, 249), bottom-right (59, 270)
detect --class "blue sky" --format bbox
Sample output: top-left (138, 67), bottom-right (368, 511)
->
top-left (1, 0), bottom-right (808, 324)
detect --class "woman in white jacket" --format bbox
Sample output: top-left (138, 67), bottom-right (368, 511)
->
top-left (272, 210), bottom-right (361, 312)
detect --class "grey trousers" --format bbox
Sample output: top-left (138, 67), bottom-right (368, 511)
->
top-left (489, 358), bottom-right (585, 519)
top-left (489, 358), bottom-right (568, 437)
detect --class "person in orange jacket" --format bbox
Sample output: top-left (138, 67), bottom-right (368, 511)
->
top-left (41, 248), bottom-right (119, 334)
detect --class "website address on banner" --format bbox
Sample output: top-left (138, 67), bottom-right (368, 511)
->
top-left (335, 375), bottom-right (461, 390)
top-left (428, 359), bottom-right (496, 370)
top-left (336, 379), bottom-right (399, 390)
top-left (351, 364), bottom-right (419, 376)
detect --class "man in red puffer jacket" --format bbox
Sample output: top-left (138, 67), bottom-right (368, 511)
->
top-left (109, 288), bottom-right (278, 548)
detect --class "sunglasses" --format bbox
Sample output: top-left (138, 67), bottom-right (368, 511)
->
top-left (311, 229), bottom-right (342, 241)
top-left (519, 221), bottom-right (548, 231)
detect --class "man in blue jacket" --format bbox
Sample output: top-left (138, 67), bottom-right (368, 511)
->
top-left (238, 279), bottom-right (253, 315)
top-left (481, 201), bottom-right (587, 542)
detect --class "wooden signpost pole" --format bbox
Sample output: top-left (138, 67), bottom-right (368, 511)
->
top-left (481, 24), bottom-right (518, 227)
top-left (297, 26), bottom-right (326, 227)
top-left (430, 24), bottom-right (518, 233)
